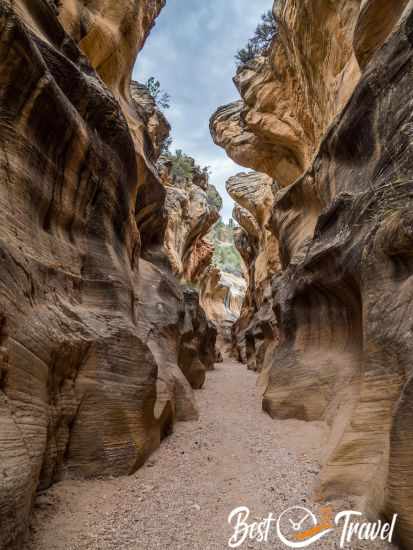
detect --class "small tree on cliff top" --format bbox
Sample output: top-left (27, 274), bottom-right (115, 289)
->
top-left (235, 10), bottom-right (278, 67)
top-left (146, 76), bottom-right (171, 110)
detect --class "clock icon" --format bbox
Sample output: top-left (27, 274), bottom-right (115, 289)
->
top-left (276, 506), bottom-right (320, 548)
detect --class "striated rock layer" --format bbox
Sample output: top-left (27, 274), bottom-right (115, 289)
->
top-left (212, 0), bottom-right (413, 546)
top-left (211, 0), bottom-right (362, 187)
top-left (157, 154), bottom-right (247, 354)
top-left (200, 267), bottom-right (245, 324)
top-left (156, 155), bottom-right (223, 360)
top-left (227, 172), bottom-right (280, 371)
top-left (0, 1), bottom-right (217, 548)
top-left (157, 155), bottom-right (220, 282)
top-left (199, 266), bottom-right (246, 356)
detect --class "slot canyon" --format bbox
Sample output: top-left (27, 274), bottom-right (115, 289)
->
top-left (1, 1), bottom-right (413, 549)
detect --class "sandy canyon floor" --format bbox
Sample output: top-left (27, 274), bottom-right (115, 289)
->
top-left (27, 359), bottom-right (397, 550)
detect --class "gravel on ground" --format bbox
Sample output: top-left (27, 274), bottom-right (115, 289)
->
top-left (28, 359), bottom-right (398, 550)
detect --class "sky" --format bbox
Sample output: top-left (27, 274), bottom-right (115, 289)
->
top-left (133, 0), bottom-right (271, 221)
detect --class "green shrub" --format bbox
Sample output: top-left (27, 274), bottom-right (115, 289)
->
top-left (167, 149), bottom-right (195, 179)
top-left (146, 77), bottom-right (171, 110)
top-left (235, 10), bottom-right (278, 67)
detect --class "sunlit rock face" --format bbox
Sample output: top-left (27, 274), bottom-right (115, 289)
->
top-left (158, 157), bottom-right (245, 357)
top-left (200, 267), bottom-right (245, 323)
top-left (211, 0), bottom-right (410, 185)
top-left (211, 0), bottom-right (362, 187)
top-left (0, 1), bottom-right (216, 547)
top-left (56, 0), bottom-right (168, 250)
top-left (263, 7), bottom-right (413, 533)
top-left (226, 173), bottom-right (280, 371)
top-left (199, 266), bottom-right (246, 357)
top-left (130, 82), bottom-right (171, 162)
top-left (212, 0), bottom-right (413, 544)
top-left (158, 157), bottom-right (220, 282)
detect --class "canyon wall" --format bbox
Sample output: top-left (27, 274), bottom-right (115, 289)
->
top-left (199, 266), bottom-right (246, 356)
top-left (157, 155), bottom-right (219, 283)
top-left (199, 267), bottom-right (244, 323)
top-left (227, 172), bottom-right (279, 370)
top-left (0, 1), bottom-right (218, 547)
top-left (157, 155), bottom-right (246, 352)
top-left (157, 154), bottom-right (246, 359)
top-left (212, 0), bottom-right (413, 546)
top-left (210, 0), bottom-right (362, 187)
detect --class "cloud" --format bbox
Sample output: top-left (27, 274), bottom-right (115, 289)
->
top-left (133, 0), bottom-right (271, 221)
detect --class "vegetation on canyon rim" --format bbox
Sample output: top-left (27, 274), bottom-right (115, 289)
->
top-left (235, 9), bottom-right (278, 66)
top-left (158, 147), bottom-right (243, 277)
top-left (146, 76), bottom-right (171, 110)
top-left (144, 76), bottom-right (243, 281)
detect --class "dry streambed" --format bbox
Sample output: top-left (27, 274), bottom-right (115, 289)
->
top-left (28, 360), bottom-right (397, 550)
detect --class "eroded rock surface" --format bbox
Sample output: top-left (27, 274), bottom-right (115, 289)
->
top-left (200, 267), bottom-right (244, 323)
top-left (158, 155), bottom-right (246, 356)
top-left (199, 266), bottom-right (246, 356)
top-left (210, 1), bottom-right (363, 187)
top-left (0, 1), bottom-right (217, 547)
top-left (158, 156), bottom-right (220, 282)
top-left (212, 0), bottom-right (413, 546)
top-left (226, 173), bottom-right (279, 371)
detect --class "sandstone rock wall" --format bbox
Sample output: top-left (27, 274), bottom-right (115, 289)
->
top-left (227, 172), bottom-right (280, 370)
top-left (157, 154), bottom-right (247, 354)
top-left (199, 266), bottom-right (246, 357)
top-left (211, 0), bottom-right (363, 187)
top-left (199, 267), bottom-right (245, 323)
top-left (157, 156), bottom-right (220, 282)
top-left (212, 0), bottom-right (413, 546)
top-left (0, 1), bottom-right (216, 547)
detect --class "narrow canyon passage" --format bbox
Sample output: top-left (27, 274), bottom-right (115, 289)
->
top-left (3, 1), bottom-right (413, 548)
top-left (28, 359), bottom-right (396, 550)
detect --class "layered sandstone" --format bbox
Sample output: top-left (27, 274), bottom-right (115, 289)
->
top-left (56, 0), bottom-right (169, 249)
top-left (157, 156), bottom-right (220, 282)
top-left (212, 0), bottom-right (413, 546)
top-left (130, 82), bottom-right (171, 161)
top-left (227, 173), bottom-right (279, 370)
top-left (210, 1), bottom-right (363, 187)
top-left (0, 1), bottom-right (216, 548)
top-left (200, 267), bottom-right (245, 323)
top-left (157, 155), bottom-right (247, 355)
top-left (199, 266), bottom-right (246, 356)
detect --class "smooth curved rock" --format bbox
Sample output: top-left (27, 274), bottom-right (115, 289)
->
top-left (210, 99), bottom-right (287, 182)
top-left (354, 0), bottom-right (410, 69)
top-left (227, 172), bottom-right (274, 227)
top-left (227, 173), bottom-right (280, 371)
top-left (0, 2), bottom-right (217, 547)
top-left (213, 0), bottom-right (413, 545)
top-left (159, 157), bottom-right (220, 281)
top-left (200, 266), bottom-right (245, 323)
top-left (262, 6), bottom-right (413, 546)
top-left (178, 289), bottom-right (217, 388)
top-left (56, 0), bottom-right (169, 251)
top-left (210, 0), bottom-right (362, 187)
